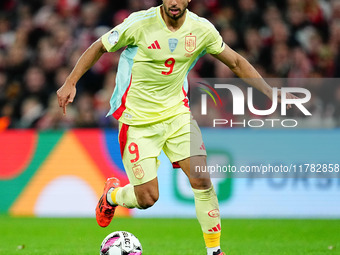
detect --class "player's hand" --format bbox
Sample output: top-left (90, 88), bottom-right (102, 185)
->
top-left (56, 81), bottom-right (77, 115)
top-left (277, 89), bottom-right (299, 110)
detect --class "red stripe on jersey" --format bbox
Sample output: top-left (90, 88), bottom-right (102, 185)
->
top-left (148, 46), bottom-right (152, 49)
top-left (155, 40), bottom-right (161, 49)
top-left (212, 227), bottom-right (218, 232)
top-left (119, 123), bottom-right (130, 158)
top-left (217, 224), bottom-right (221, 230)
top-left (182, 87), bottom-right (189, 108)
top-left (112, 75), bottom-right (132, 120)
top-left (151, 43), bottom-right (156, 49)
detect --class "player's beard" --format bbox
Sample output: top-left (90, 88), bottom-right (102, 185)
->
top-left (163, 4), bottom-right (187, 20)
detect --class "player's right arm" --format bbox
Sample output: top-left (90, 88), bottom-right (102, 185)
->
top-left (57, 39), bottom-right (107, 115)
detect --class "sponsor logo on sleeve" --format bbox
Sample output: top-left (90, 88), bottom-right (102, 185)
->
top-left (108, 31), bottom-right (119, 46)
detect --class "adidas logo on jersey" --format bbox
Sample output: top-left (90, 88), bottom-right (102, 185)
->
top-left (148, 40), bottom-right (161, 49)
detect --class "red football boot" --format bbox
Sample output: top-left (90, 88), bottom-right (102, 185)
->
top-left (95, 177), bottom-right (120, 227)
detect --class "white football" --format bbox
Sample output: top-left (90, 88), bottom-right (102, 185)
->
top-left (100, 231), bottom-right (142, 255)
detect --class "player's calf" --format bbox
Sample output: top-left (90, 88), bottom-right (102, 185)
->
top-left (192, 185), bottom-right (223, 255)
top-left (136, 193), bottom-right (158, 209)
top-left (109, 177), bottom-right (159, 210)
top-left (134, 178), bottom-right (159, 209)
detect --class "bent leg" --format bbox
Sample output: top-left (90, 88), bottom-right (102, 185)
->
top-left (111, 177), bottom-right (159, 210)
top-left (113, 122), bottom-right (163, 210)
top-left (134, 177), bottom-right (159, 209)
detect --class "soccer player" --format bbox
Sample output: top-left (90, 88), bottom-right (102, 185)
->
top-left (57, 1), bottom-right (295, 254)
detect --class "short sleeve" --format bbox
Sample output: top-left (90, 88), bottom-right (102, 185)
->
top-left (205, 24), bottom-right (225, 55)
top-left (101, 14), bottom-right (139, 52)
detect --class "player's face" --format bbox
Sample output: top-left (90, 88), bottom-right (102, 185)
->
top-left (162, 0), bottom-right (191, 20)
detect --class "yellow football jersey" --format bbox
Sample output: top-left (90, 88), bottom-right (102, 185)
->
top-left (101, 5), bottom-right (225, 125)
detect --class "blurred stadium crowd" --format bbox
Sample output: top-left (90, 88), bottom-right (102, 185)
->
top-left (1, 0), bottom-right (340, 129)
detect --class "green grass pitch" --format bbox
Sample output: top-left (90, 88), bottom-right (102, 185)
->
top-left (0, 216), bottom-right (339, 255)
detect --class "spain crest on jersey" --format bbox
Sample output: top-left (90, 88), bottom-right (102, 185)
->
top-left (185, 35), bottom-right (196, 53)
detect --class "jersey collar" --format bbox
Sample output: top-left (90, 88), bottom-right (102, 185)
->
top-left (156, 5), bottom-right (188, 33)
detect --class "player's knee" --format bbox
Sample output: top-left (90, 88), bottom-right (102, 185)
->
top-left (138, 193), bottom-right (158, 209)
top-left (190, 178), bottom-right (211, 190)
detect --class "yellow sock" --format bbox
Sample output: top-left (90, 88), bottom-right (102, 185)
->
top-left (111, 187), bottom-right (120, 205)
top-left (192, 185), bottom-right (221, 248)
top-left (203, 232), bottom-right (221, 248)
top-left (111, 184), bottom-right (142, 209)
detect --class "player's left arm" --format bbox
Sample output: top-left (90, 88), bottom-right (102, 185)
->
top-left (212, 45), bottom-right (298, 106)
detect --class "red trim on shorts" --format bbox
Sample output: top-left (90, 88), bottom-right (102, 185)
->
top-left (112, 75), bottom-right (132, 120)
top-left (172, 162), bottom-right (181, 168)
top-left (176, 87), bottom-right (189, 168)
top-left (119, 123), bottom-right (130, 158)
top-left (173, 86), bottom-right (189, 169)
top-left (182, 87), bottom-right (189, 108)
